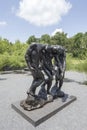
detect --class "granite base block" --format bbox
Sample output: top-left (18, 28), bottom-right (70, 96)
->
top-left (11, 94), bottom-right (76, 127)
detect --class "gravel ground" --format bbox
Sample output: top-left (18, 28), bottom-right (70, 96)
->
top-left (0, 71), bottom-right (87, 130)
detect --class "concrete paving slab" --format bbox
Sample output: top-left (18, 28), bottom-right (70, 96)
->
top-left (11, 94), bottom-right (76, 127)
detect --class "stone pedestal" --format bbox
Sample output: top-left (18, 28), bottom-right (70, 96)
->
top-left (11, 94), bottom-right (76, 127)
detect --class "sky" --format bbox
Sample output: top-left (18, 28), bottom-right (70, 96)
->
top-left (0, 0), bottom-right (87, 43)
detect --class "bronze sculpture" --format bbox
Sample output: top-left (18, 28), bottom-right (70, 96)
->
top-left (20, 43), bottom-right (66, 111)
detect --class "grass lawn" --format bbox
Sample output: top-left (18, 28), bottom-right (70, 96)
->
top-left (66, 54), bottom-right (87, 73)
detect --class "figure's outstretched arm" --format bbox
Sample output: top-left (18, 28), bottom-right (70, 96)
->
top-left (25, 49), bottom-right (33, 71)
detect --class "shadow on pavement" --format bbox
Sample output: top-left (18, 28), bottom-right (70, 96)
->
top-left (64, 78), bottom-right (87, 85)
top-left (0, 78), bottom-right (7, 80)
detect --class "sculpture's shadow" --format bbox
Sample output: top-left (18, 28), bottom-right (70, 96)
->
top-left (62, 94), bottom-right (69, 102)
top-left (64, 78), bottom-right (83, 85)
top-left (0, 78), bottom-right (7, 80)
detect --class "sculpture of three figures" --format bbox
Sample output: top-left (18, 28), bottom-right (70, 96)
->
top-left (20, 43), bottom-right (66, 111)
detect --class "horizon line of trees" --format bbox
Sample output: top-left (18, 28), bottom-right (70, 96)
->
top-left (26, 32), bottom-right (87, 58)
top-left (0, 31), bottom-right (87, 71)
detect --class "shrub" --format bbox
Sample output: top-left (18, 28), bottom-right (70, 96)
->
top-left (0, 52), bottom-right (11, 70)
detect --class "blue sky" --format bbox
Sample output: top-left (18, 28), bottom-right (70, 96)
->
top-left (0, 0), bottom-right (87, 43)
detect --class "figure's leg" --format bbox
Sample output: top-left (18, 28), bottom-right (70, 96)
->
top-left (27, 69), bottom-right (44, 96)
top-left (42, 66), bottom-right (53, 94)
top-left (58, 65), bottom-right (65, 90)
top-left (58, 78), bottom-right (63, 90)
top-left (29, 79), bottom-right (43, 95)
top-left (54, 68), bottom-right (59, 87)
top-left (58, 54), bottom-right (66, 90)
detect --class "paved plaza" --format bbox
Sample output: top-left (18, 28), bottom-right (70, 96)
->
top-left (0, 71), bottom-right (87, 130)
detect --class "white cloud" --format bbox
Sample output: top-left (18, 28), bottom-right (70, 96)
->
top-left (0, 21), bottom-right (7, 26)
top-left (17, 0), bottom-right (72, 26)
top-left (51, 28), bottom-right (63, 36)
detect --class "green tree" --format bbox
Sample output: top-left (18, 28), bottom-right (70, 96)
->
top-left (71, 33), bottom-right (85, 58)
top-left (82, 32), bottom-right (87, 48)
top-left (40, 34), bottom-right (50, 44)
top-left (50, 32), bottom-right (68, 47)
top-left (72, 33), bottom-right (83, 48)
top-left (0, 38), bottom-right (11, 54)
top-left (27, 35), bottom-right (36, 44)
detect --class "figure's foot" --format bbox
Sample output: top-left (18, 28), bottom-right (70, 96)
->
top-left (57, 90), bottom-right (65, 97)
top-left (26, 93), bottom-right (35, 104)
top-left (47, 94), bottom-right (53, 102)
top-left (27, 90), bottom-right (35, 97)
top-left (27, 90), bottom-right (30, 95)
top-left (50, 85), bottom-right (65, 99)
top-left (38, 86), bottom-right (47, 100)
